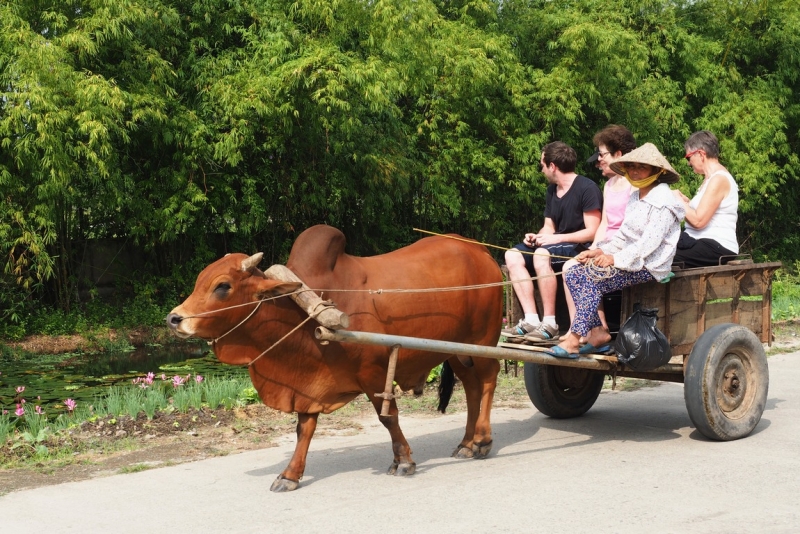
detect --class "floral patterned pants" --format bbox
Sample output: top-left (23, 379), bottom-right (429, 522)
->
top-left (564, 265), bottom-right (654, 336)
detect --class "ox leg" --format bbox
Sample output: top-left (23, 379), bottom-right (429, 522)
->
top-left (448, 356), bottom-right (500, 459)
top-left (370, 397), bottom-right (416, 476)
top-left (271, 412), bottom-right (319, 492)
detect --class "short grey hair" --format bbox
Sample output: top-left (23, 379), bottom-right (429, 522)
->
top-left (684, 130), bottom-right (720, 159)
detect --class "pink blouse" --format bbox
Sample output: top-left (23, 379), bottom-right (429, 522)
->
top-left (603, 181), bottom-right (633, 240)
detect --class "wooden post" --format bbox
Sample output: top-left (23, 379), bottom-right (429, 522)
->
top-left (376, 345), bottom-right (401, 417)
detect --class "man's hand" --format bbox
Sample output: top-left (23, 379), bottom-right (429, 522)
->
top-left (523, 233), bottom-right (539, 247)
top-left (534, 234), bottom-right (563, 247)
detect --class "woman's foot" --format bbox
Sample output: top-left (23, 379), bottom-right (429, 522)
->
top-left (583, 327), bottom-right (612, 349)
top-left (559, 332), bottom-right (586, 343)
top-left (555, 332), bottom-right (582, 355)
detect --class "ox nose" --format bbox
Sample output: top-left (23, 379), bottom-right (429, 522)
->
top-left (166, 313), bottom-right (183, 330)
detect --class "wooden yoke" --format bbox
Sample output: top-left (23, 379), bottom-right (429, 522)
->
top-left (263, 264), bottom-right (350, 330)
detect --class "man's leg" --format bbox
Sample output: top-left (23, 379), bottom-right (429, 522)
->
top-left (533, 248), bottom-right (557, 317)
top-left (504, 247), bottom-right (539, 317)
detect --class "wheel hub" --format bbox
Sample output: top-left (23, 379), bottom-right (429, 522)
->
top-left (716, 354), bottom-right (748, 413)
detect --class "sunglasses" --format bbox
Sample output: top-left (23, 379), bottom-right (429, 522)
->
top-left (685, 149), bottom-right (704, 161)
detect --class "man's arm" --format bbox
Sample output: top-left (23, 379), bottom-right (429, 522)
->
top-left (539, 218), bottom-right (556, 235)
top-left (536, 210), bottom-right (600, 246)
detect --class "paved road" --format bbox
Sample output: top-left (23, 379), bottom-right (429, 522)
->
top-left (3, 352), bottom-right (799, 533)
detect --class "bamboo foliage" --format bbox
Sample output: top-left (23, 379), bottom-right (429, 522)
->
top-left (0, 0), bottom-right (799, 318)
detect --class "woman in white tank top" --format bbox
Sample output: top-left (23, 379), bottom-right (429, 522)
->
top-left (672, 130), bottom-right (739, 268)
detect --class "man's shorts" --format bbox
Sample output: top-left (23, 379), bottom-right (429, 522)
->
top-left (511, 242), bottom-right (588, 274)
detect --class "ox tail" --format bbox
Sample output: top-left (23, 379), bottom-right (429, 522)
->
top-left (437, 360), bottom-right (455, 413)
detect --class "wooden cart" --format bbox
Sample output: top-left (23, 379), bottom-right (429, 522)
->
top-left (503, 260), bottom-right (781, 441)
top-left (315, 261), bottom-right (780, 442)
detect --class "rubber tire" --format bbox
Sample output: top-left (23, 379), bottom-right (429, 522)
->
top-left (684, 323), bottom-right (769, 441)
top-left (524, 362), bottom-right (605, 418)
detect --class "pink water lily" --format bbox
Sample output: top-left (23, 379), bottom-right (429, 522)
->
top-left (35, 405), bottom-right (44, 415)
top-left (15, 386), bottom-right (25, 394)
top-left (195, 375), bottom-right (204, 383)
top-left (64, 398), bottom-right (77, 412)
top-left (172, 375), bottom-right (186, 387)
top-left (15, 404), bottom-right (24, 417)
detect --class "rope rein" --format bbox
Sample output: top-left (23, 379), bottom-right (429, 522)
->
top-left (208, 300), bottom-right (262, 347)
top-left (247, 299), bottom-right (335, 367)
top-left (413, 228), bottom-right (579, 261)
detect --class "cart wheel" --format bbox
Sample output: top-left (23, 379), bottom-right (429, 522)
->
top-left (684, 323), bottom-right (769, 441)
top-left (523, 363), bottom-right (605, 418)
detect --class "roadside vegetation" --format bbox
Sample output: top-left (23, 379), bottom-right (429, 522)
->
top-left (772, 264), bottom-right (800, 322)
top-left (0, 373), bottom-right (256, 468)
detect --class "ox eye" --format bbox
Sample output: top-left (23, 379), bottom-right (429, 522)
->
top-left (214, 282), bottom-right (231, 295)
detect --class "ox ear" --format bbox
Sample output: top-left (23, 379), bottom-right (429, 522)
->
top-left (256, 281), bottom-right (303, 300)
top-left (241, 253), bottom-right (264, 272)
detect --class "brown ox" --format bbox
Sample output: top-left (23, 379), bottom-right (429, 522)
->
top-left (166, 225), bottom-right (502, 491)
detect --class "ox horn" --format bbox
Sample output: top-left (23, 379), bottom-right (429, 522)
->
top-left (241, 253), bottom-right (264, 272)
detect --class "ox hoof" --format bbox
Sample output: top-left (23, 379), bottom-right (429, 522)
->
top-left (270, 475), bottom-right (300, 492)
top-left (452, 445), bottom-right (474, 459)
top-left (452, 440), bottom-right (493, 459)
top-left (473, 440), bottom-right (493, 459)
top-left (387, 461), bottom-right (416, 476)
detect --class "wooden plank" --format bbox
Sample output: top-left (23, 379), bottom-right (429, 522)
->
top-left (697, 274), bottom-right (709, 340)
top-left (663, 277), bottom-right (700, 348)
top-left (706, 301), bottom-right (734, 329)
top-left (762, 268), bottom-right (776, 345)
top-left (671, 261), bottom-right (782, 279)
top-left (740, 301), bottom-right (765, 338)
top-left (706, 270), bottom-right (765, 299)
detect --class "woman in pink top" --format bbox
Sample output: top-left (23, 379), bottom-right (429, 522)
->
top-left (562, 125), bottom-right (637, 341)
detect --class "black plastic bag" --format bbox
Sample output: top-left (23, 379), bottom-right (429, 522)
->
top-left (614, 304), bottom-right (671, 371)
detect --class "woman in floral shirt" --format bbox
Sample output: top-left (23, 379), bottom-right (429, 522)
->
top-left (552, 143), bottom-right (685, 359)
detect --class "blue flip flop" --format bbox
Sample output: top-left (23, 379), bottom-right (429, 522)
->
top-left (578, 343), bottom-right (612, 355)
top-left (548, 346), bottom-right (579, 359)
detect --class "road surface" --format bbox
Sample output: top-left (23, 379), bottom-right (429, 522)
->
top-left (2, 352), bottom-right (799, 533)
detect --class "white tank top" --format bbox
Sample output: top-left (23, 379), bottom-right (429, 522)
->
top-left (685, 170), bottom-right (739, 253)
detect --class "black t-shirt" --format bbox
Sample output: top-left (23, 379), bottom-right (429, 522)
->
top-left (543, 175), bottom-right (603, 234)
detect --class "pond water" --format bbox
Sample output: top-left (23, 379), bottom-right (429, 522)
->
top-left (0, 342), bottom-right (249, 414)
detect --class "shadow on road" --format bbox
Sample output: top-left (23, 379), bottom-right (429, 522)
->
top-left (241, 384), bottom-right (749, 488)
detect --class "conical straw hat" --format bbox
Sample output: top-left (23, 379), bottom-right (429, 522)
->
top-left (609, 143), bottom-right (680, 184)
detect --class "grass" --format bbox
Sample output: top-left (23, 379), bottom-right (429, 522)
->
top-left (118, 463), bottom-right (158, 474)
top-left (0, 373), bottom-right (257, 467)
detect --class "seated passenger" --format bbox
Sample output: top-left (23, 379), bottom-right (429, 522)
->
top-left (672, 130), bottom-right (739, 268)
top-left (501, 141), bottom-right (602, 341)
top-left (562, 125), bottom-right (637, 339)
top-left (552, 143), bottom-right (685, 358)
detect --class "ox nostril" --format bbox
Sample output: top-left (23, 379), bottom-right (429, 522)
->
top-left (166, 313), bottom-right (183, 328)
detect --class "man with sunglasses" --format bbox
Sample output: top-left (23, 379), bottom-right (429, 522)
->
top-left (672, 130), bottom-right (739, 268)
